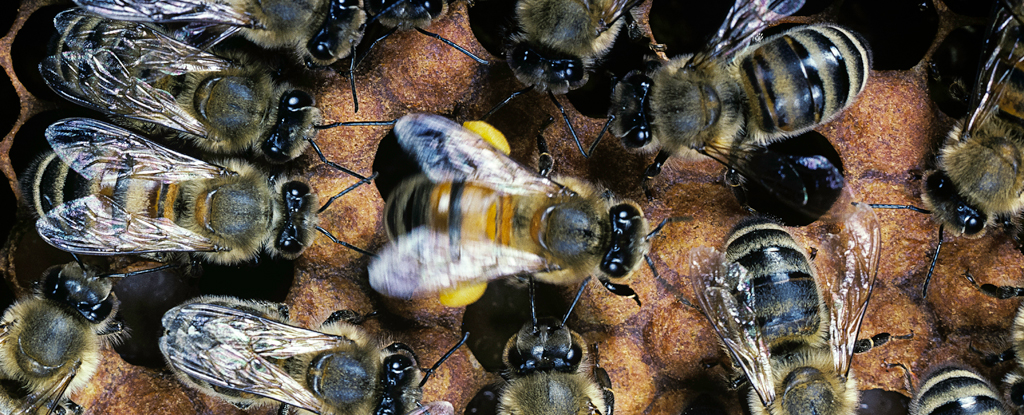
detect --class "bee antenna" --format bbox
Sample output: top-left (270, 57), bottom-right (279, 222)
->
top-left (529, 276), bottom-right (538, 331)
top-left (70, 253), bottom-right (86, 272)
top-left (319, 172), bottom-right (378, 213)
top-left (589, 115), bottom-right (614, 157)
top-left (483, 85), bottom-right (534, 121)
top-left (418, 331), bottom-right (470, 387)
top-left (867, 204), bottom-right (932, 214)
top-left (353, 27), bottom-right (399, 70)
top-left (645, 216), bottom-right (692, 241)
top-left (546, 91), bottom-right (589, 158)
top-left (646, 255), bottom-right (699, 311)
top-left (315, 119), bottom-right (398, 130)
top-left (315, 226), bottom-right (376, 257)
top-left (921, 224), bottom-right (944, 298)
top-left (100, 263), bottom-right (176, 280)
top-left (349, 44), bottom-right (360, 113)
top-left (561, 277), bottom-right (591, 329)
top-left (413, 27), bottom-right (488, 64)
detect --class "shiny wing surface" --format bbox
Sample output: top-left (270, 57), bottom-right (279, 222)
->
top-left (368, 227), bottom-right (553, 299)
top-left (817, 188), bottom-right (881, 377)
top-left (688, 246), bottom-right (776, 407)
top-left (394, 114), bottom-right (564, 196)
top-left (72, 0), bottom-right (258, 27)
top-left (13, 362), bottom-right (80, 415)
top-left (45, 118), bottom-right (230, 181)
top-left (693, 0), bottom-right (805, 66)
top-left (407, 401), bottom-right (456, 415)
top-left (37, 194), bottom-right (221, 255)
top-left (160, 303), bottom-right (358, 412)
top-left (963, 2), bottom-right (1024, 137)
top-left (578, 0), bottom-right (644, 30)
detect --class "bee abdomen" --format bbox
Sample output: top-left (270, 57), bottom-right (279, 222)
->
top-left (23, 152), bottom-right (90, 218)
top-left (384, 175), bottom-right (438, 239)
top-left (911, 367), bottom-right (1007, 415)
top-left (740, 24), bottom-right (869, 138)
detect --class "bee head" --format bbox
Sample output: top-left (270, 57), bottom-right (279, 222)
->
top-left (261, 90), bottom-right (321, 163)
top-left (505, 317), bottom-right (582, 376)
top-left (305, 0), bottom-right (366, 66)
top-left (374, 342), bottom-right (423, 415)
top-left (506, 41), bottom-right (587, 95)
top-left (599, 203), bottom-right (647, 279)
top-left (923, 171), bottom-right (986, 236)
top-left (273, 181), bottom-right (319, 258)
top-left (610, 72), bottom-right (655, 149)
top-left (365, 0), bottom-right (445, 28)
top-left (40, 262), bottom-right (115, 324)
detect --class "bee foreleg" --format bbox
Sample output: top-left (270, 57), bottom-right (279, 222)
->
top-left (642, 150), bottom-right (672, 200)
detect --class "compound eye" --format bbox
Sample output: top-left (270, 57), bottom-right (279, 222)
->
top-left (926, 171), bottom-right (954, 199)
top-left (285, 91), bottom-right (315, 112)
top-left (423, 0), bottom-right (442, 16)
top-left (958, 203), bottom-right (986, 235)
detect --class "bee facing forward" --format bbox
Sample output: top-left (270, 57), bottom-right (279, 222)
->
top-left (41, 9), bottom-right (324, 164)
top-left (689, 193), bottom-right (880, 415)
top-left (606, 0), bottom-right (870, 186)
top-left (22, 118), bottom-right (367, 265)
top-left (919, 0), bottom-right (1024, 238)
top-left (0, 261), bottom-right (124, 415)
top-left (368, 114), bottom-right (656, 303)
top-left (160, 295), bottom-right (461, 414)
top-left (497, 279), bottom-right (614, 415)
top-left (71, 0), bottom-right (366, 67)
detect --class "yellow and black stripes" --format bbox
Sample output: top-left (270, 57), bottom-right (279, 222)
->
top-left (910, 366), bottom-right (1007, 415)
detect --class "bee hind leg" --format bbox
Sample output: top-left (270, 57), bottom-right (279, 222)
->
top-left (963, 270), bottom-right (1024, 299)
top-left (853, 331), bottom-right (914, 354)
top-left (969, 343), bottom-right (1015, 366)
top-left (590, 344), bottom-right (615, 415)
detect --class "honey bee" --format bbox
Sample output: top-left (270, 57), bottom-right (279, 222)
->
top-left (22, 118), bottom-right (372, 266)
top-left (888, 364), bottom-right (1010, 415)
top-left (40, 9), bottom-right (328, 164)
top-left (0, 261), bottom-right (125, 415)
top-left (159, 295), bottom-right (465, 414)
top-left (604, 0), bottom-right (870, 188)
top-left (961, 272), bottom-right (1024, 409)
top-left (497, 278), bottom-right (614, 415)
top-left (71, 0), bottom-right (367, 67)
top-left (368, 113), bottom-right (676, 304)
top-left (688, 191), bottom-right (881, 415)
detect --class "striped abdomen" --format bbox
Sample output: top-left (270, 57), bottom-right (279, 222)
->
top-left (724, 219), bottom-right (822, 349)
top-left (910, 366), bottom-right (1008, 415)
top-left (739, 24), bottom-right (870, 140)
top-left (384, 175), bottom-right (524, 250)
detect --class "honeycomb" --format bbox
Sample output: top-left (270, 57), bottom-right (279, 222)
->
top-left (0, 0), bottom-right (1020, 414)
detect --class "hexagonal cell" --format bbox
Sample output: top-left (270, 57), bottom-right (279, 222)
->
top-left (10, 4), bottom-right (67, 102)
top-left (836, 0), bottom-right (939, 70)
top-left (857, 389), bottom-right (910, 415)
top-left (647, 0), bottom-right (731, 59)
top-left (941, 0), bottom-right (997, 18)
top-left (466, 0), bottom-right (516, 59)
top-left (0, 67), bottom-right (17, 138)
top-left (927, 25), bottom-right (983, 120)
top-left (112, 266), bottom-right (199, 368)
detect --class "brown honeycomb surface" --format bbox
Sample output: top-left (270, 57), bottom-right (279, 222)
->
top-left (1, 0), bottom-right (1022, 414)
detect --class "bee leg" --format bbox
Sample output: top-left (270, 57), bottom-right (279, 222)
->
top-left (96, 319), bottom-right (125, 337)
top-left (645, 254), bottom-right (698, 311)
top-left (322, 310), bottom-right (379, 326)
top-left (642, 150), bottom-right (671, 200)
top-left (883, 361), bottom-right (918, 395)
top-left (969, 342), bottom-right (1015, 366)
top-left (963, 270), bottom-right (1024, 299)
top-left (853, 331), bottom-right (914, 353)
top-left (536, 117), bottom-right (555, 177)
top-left (590, 344), bottom-right (615, 415)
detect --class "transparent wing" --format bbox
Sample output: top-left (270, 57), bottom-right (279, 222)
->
top-left (368, 227), bottom-right (554, 299)
top-left (394, 114), bottom-right (564, 196)
top-left (52, 9), bottom-right (233, 78)
top-left (45, 118), bottom-right (230, 181)
top-left (72, 0), bottom-right (258, 28)
top-left (407, 401), bottom-right (455, 415)
top-left (160, 303), bottom-right (357, 413)
top-left (692, 0), bottom-right (805, 66)
top-left (688, 246), bottom-right (776, 407)
top-left (13, 362), bottom-right (80, 415)
top-left (36, 194), bottom-right (221, 255)
top-left (963, 2), bottom-right (1024, 138)
top-left (816, 187), bottom-right (881, 377)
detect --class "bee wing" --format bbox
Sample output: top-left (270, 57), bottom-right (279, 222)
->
top-left (406, 401), bottom-right (455, 415)
top-left (963, 3), bottom-right (1024, 137)
top-left (816, 187), bottom-right (881, 377)
top-left (72, 0), bottom-right (259, 28)
top-left (578, 0), bottom-right (644, 30)
top-left (394, 114), bottom-right (564, 196)
top-left (161, 303), bottom-right (357, 413)
top-left (13, 360), bottom-right (81, 415)
top-left (45, 118), bottom-right (229, 181)
top-left (37, 194), bottom-right (222, 255)
top-left (369, 227), bottom-right (554, 299)
top-left (694, 0), bottom-right (805, 65)
top-left (688, 246), bottom-right (776, 406)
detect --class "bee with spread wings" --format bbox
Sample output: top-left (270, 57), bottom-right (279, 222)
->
top-left (160, 296), bottom-right (460, 415)
top-left (40, 9), bottom-right (326, 164)
top-left (25, 118), bottom-right (369, 266)
top-left (688, 189), bottom-right (881, 415)
top-left (369, 113), bottom-right (669, 304)
top-left (605, 0), bottom-right (870, 195)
